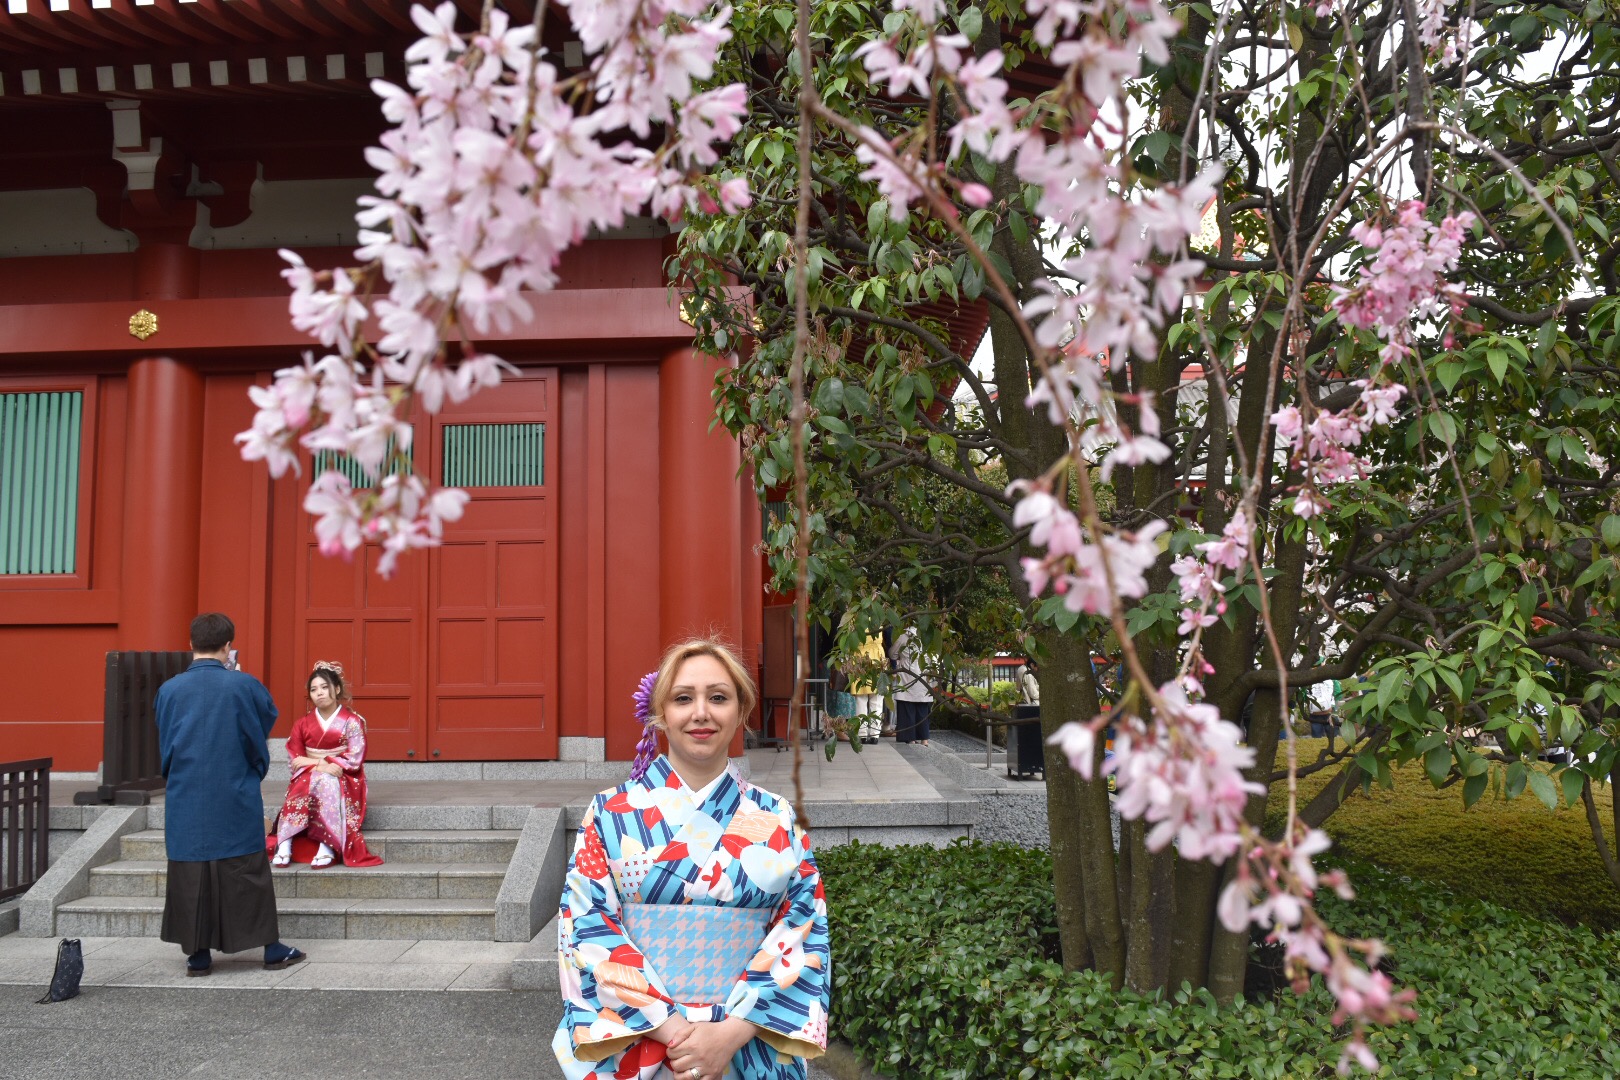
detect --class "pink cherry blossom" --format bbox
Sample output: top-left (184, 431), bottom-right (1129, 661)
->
top-left (242, 0), bottom-right (751, 570)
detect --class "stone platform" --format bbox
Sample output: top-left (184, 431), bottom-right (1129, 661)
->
top-left (13, 741), bottom-right (977, 991)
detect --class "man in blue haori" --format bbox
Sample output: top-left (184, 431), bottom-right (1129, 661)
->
top-left (156, 612), bottom-right (304, 976)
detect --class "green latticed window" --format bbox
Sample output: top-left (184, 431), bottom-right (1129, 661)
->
top-left (312, 430), bottom-right (414, 489)
top-left (443, 423), bottom-right (545, 487)
top-left (0, 391), bottom-right (82, 575)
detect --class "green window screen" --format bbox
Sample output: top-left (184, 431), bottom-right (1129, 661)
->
top-left (443, 423), bottom-right (545, 487)
top-left (312, 430), bottom-right (413, 489)
top-left (0, 391), bottom-right (82, 575)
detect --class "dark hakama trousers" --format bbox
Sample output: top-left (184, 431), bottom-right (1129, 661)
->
top-left (161, 850), bottom-right (280, 955)
top-left (895, 699), bottom-right (932, 743)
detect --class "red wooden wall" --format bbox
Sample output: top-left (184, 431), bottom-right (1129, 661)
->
top-left (0, 239), bottom-right (761, 769)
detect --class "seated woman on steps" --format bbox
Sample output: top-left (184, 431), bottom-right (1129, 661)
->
top-left (268, 661), bottom-right (383, 869)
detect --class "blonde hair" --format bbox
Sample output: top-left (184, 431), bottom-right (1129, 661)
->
top-left (648, 638), bottom-right (757, 729)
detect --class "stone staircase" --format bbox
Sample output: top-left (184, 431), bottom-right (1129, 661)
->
top-left (55, 826), bottom-right (521, 941)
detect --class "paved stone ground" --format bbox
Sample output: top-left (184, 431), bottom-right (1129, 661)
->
top-left (0, 982), bottom-right (841, 1080)
top-left (0, 935), bottom-right (526, 992)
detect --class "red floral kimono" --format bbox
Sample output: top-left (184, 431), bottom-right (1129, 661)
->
top-left (267, 705), bottom-right (383, 867)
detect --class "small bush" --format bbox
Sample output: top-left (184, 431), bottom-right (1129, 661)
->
top-left (1267, 738), bottom-right (1620, 930)
top-left (819, 839), bottom-right (1620, 1078)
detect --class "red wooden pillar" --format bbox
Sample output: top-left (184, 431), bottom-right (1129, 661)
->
top-left (658, 347), bottom-right (747, 751)
top-left (119, 242), bottom-right (205, 651)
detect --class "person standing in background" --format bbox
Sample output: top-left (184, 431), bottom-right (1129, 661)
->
top-left (156, 612), bottom-right (305, 976)
top-left (1308, 678), bottom-right (1338, 750)
top-left (847, 633), bottom-right (885, 745)
top-left (1018, 663), bottom-right (1040, 706)
top-left (889, 626), bottom-right (933, 746)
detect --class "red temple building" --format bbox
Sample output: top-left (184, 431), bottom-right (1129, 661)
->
top-left (0, 0), bottom-right (763, 771)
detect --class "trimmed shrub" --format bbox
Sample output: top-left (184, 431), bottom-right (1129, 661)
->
top-left (1267, 739), bottom-right (1620, 930)
top-left (819, 839), bottom-right (1620, 1078)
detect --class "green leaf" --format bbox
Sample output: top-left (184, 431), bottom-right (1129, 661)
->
top-left (1427, 411), bottom-right (1459, 446)
top-left (1139, 130), bottom-right (1173, 164)
top-left (1560, 766), bottom-right (1585, 808)
top-left (1526, 768), bottom-right (1559, 811)
top-left (1435, 360), bottom-right (1465, 393)
top-left (1505, 759), bottom-right (1527, 799)
top-left (1376, 668), bottom-right (1403, 714)
top-left (1424, 744), bottom-right (1451, 785)
top-left (1437, 665), bottom-right (1464, 702)
top-left (1486, 348), bottom-right (1510, 384)
top-left (957, 5), bottom-right (983, 40)
top-left (1462, 770), bottom-right (1488, 809)
top-left (1602, 514), bottom-right (1620, 551)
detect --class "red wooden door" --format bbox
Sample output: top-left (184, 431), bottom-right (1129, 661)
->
top-left (424, 373), bottom-right (559, 760)
top-left (295, 371), bottom-right (559, 761)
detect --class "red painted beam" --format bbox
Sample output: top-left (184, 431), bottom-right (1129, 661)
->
top-left (0, 288), bottom-right (704, 360)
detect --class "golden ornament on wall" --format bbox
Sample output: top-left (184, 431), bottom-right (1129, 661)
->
top-left (128, 309), bottom-right (159, 341)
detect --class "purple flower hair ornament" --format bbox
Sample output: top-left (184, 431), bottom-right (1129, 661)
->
top-left (628, 670), bottom-right (661, 782)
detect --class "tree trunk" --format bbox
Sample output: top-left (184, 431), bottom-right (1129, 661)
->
top-left (1037, 626), bottom-right (1122, 981)
top-left (1206, 533), bottom-right (1308, 1002)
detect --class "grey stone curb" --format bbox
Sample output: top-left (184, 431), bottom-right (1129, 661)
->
top-left (815, 1041), bottom-right (889, 1080)
top-left (20, 804), bottom-right (146, 937)
top-left (511, 915), bottom-right (559, 990)
top-left (0, 900), bottom-right (18, 937)
top-left (897, 739), bottom-right (1026, 794)
top-left (495, 807), bottom-right (567, 943)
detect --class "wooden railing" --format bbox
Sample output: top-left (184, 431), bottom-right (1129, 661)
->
top-left (73, 650), bottom-right (193, 806)
top-left (1, 758), bottom-right (51, 901)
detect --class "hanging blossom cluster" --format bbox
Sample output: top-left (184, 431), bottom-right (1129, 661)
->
top-left (1219, 825), bottom-right (1418, 1074)
top-left (1413, 0), bottom-right (1472, 63)
top-left (1312, 0), bottom-right (1468, 64)
top-left (850, 0), bottom-right (1217, 631)
top-left (1011, 481), bottom-right (1167, 615)
top-left (1052, 682), bottom-right (1263, 860)
top-left (1169, 508), bottom-right (1251, 640)
top-left (1329, 200), bottom-right (1474, 359)
top-left (1268, 200), bottom-right (1473, 518)
top-left (237, 1), bottom-right (751, 575)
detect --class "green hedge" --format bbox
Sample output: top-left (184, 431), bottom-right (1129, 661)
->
top-left (819, 840), bottom-right (1620, 1077)
top-left (1266, 739), bottom-right (1620, 930)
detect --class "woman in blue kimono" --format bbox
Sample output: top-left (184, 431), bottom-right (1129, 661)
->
top-left (553, 639), bottom-right (831, 1080)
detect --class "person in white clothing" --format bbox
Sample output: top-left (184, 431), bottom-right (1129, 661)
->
top-left (1018, 664), bottom-right (1040, 706)
top-left (1308, 679), bottom-right (1337, 747)
top-left (889, 627), bottom-right (933, 745)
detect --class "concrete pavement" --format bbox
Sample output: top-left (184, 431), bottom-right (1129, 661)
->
top-left (0, 982), bottom-right (845, 1079)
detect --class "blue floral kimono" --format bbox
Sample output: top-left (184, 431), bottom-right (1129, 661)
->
top-left (553, 756), bottom-right (830, 1079)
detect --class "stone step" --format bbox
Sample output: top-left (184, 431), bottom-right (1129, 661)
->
top-left (512, 917), bottom-right (560, 991)
top-left (149, 803), bottom-right (542, 832)
top-left (118, 829), bottom-right (521, 865)
top-left (54, 895), bottom-right (498, 941)
top-left (87, 860), bottom-right (508, 901)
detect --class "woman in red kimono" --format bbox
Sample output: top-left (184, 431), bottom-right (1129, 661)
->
top-left (268, 662), bottom-right (383, 868)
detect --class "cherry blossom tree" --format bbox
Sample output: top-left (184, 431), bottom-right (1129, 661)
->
top-left (238, 0), bottom-right (1620, 1070)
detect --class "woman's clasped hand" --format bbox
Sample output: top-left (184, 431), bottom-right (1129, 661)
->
top-left (661, 1015), bottom-right (759, 1079)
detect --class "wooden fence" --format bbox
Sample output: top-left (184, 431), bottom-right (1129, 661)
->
top-left (1, 757), bottom-right (50, 900)
top-left (73, 650), bottom-right (193, 806)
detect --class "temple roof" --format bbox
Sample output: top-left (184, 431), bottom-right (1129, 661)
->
top-left (0, 0), bottom-right (538, 108)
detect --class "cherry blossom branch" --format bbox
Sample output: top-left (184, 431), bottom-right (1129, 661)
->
top-left (238, 0), bottom-right (753, 576)
top-left (787, 0), bottom-right (816, 823)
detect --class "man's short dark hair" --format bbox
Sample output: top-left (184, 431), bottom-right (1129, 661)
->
top-left (190, 613), bottom-right (235, 653)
